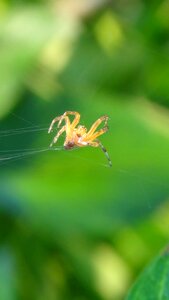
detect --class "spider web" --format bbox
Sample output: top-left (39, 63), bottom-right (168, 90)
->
top-left (0, 32), bottom-right (169, 206)
top-left (0, 122), bottom-right (63, 167)
top-left (0, 119), bottom-right (109, 167)
top-left (0, 112), bottom-right (168, 191)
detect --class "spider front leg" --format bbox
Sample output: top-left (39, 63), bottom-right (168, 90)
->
top-left (85, 125), bottom-right (109, 142)
top-left (50, 125), bottom-right (66, 147)
top-left (85, 115), bottom-right (109, 138)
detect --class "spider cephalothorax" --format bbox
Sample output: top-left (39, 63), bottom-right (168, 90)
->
top-left (48, 111), bottom-right (112, 166)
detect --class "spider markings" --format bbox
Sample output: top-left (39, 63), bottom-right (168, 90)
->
top-left (48, 111), bottom-right (112, 167)
top-left (99, 143), bottom-right (112, 168)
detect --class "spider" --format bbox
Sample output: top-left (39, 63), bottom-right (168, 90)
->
top-left (48, 111), bottom-right (112, 167)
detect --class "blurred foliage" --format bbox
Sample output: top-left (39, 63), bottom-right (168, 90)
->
top-left (127, 246), bottom-right (169, 299)
top-left (0, 0), bottom-right (169, 299)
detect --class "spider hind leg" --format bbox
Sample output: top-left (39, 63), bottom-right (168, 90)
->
top-left (48, 116), bottom-right (62, 133)
top-left (88, 140), bottom-right (112, 167)
top-left (99, 142), bottom-right (112, 167)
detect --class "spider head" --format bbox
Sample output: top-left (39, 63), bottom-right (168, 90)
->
top-left (76, 125), bottom-right (87, 137)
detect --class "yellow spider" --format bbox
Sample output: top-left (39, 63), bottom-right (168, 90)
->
top-left (48, 111), bottom-right (112, 167)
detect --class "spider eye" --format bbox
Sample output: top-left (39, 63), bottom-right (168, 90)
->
top-left (78, 125), bottom-right (86, 129)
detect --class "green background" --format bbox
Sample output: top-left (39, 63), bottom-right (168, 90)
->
top-left (0, 0), bottom-right (169, 299)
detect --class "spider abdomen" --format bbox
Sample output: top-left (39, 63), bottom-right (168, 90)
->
top-left (64, 141), bottom-right (75, 150)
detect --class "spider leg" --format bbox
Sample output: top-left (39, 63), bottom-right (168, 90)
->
top-left (50, 125), bottom-right (66, 147)
top-left (85, 126), bottom-right (109, 142)
top-left (99, 142), bottom-right (112, 167)
top-left (88, 140), bottom-right (112, 167)
top-left (48, 115), bottom-right (72, 147)
top-left (58, 111), bottom-right (80, 129)
top-left (48, 115), bottom-right (71, 134)
top-left (86, 141), bottom-right (99, 147)
top-left (86, 115), bottom-right (109, 138)
top-left (48, 116), bottom-right (62, 133)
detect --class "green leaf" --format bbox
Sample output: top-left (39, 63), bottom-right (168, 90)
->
top-left (0, 6), bottom-right (67, 119)
top-left (126, 246), bottom-right (169, 300)
top-left (0, 6), bottom-right (78, 118)
top-left (0, 248), bottom-right (16, 300)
